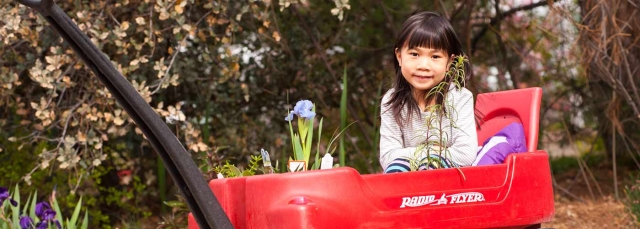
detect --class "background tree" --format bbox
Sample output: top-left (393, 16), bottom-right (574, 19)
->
top-left (577, 0), bottom-right (640, 198)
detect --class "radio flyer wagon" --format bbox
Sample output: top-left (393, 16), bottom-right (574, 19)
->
top-left (17, 1), bottom-right (555, 228)
top-left (186, 87), bottom-right (555, 229)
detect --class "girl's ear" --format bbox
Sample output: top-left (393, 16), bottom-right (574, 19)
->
top-left (395, 48), bottom-right (402, 65)
top-left (448, 54), bottom-right (456, 65)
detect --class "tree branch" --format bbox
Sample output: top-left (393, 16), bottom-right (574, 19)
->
top-left (471, 0), bottom-right (559, 55)
top-left (491, 0), bottom-right (520, 89)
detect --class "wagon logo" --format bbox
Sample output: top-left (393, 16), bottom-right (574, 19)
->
top-left (399, 192), bottom-right (485, 208)
top-left (448, 192), bottom-right (485, 204)
top-left (399, 195), bottom-right (437, 208)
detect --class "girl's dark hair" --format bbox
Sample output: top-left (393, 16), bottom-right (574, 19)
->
top-left (386, 11), bottom-right (471, 126)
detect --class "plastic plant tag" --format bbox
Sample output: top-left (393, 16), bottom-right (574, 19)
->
top-left (261, 148), bottom-right (274, 174)
top-left (216, 173), bottom-right (224, 179)
top-left (320, 153), bottom-right (333, 170)
top-left (288, 160), bottom-right (307, 172)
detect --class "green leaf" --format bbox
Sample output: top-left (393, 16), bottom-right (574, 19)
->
top-left (227, 165), bottom-right (242, 177)
top-left (11, 185), bottom-right (20, 228)
top-left (293, 134), bottom-right (304, 162)
top-left (327, 121), bottom-right (357, 158)
top-left (52, 193), bottom-right (64, 226)
top-left (287, 116), bottom-right (297, 160)
top-left (298, 117), bottom-right (308, 144)
top-left (80, 211), bottom-right (89, 229)
top-left (163, 201), bottom-right (186, 208)
top-left (303, 105), bottom-right (315, 166)
top-left (313, 118), bottom-right (323, 170)
top-left (29, 190), bottom-right (37, 220)
top-left (22, 192), bottom-right (32, 216)
top-left (70, 197), bottom-right (83, 227)
top-left (339, 66), bottom-right (348, 166)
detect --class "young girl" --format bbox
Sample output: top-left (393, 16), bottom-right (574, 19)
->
top-left (379, 11), bottom-right (478, 173)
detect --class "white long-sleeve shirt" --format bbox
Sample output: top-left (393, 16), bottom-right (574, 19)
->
top-left (379, 87), bottom-right (478, 170)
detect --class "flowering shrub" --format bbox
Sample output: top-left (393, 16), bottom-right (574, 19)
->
top-left (0, 186), bottom-right (87, 229)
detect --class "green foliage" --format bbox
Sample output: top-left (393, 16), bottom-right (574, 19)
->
top-left (549, 156), bottom-right (580, 175)
top-left (625, 172), bottom-right (640, 224)
top-left (158, 196), bottom-right (190, 228)
top-left (0, 185), bottom-right (88, 229)
top-left (56, 165), bottom-right (152, 228)
top-left (213, 155), bottom-right (263, 178)
top-left (549, 154), bottom-right (604, 175)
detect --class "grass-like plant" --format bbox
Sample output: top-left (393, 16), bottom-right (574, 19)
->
top-left (409, 55), bottom-right (469, 175)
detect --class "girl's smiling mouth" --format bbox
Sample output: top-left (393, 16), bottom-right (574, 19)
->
top-left (413, 75), bottom-right (434, 79)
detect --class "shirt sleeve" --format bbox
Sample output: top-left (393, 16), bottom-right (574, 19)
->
top-left (378, 90), bottom-right (421, 170)
top-left (445, 88), bottom-right (479, 166)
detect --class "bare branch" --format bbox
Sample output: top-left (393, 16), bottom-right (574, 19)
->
top-left (471, 0), bottom-right (560, 55)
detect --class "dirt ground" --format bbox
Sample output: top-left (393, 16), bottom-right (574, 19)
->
top-left (543, 196), bottom-right (636, 229)
top-left (542, 164), bottom-right (639, 229)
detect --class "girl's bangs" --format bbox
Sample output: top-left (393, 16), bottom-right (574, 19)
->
top-left (405, 24), bottom-right (450, 52)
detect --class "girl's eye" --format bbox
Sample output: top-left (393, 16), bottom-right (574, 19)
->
top-left (409, 52), bottom-right (419, 57)
top-left (432, 55), bottom-right (441, 59)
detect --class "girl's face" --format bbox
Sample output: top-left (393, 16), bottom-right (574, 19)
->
top-left (396, 46), bottom-right (451, 95)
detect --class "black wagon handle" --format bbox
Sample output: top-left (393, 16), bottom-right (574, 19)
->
top-left (14, 0), bottom-right (234, 228)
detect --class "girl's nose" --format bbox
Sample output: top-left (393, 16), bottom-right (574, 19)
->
top-left (417, 58), bottom-right (430, 70)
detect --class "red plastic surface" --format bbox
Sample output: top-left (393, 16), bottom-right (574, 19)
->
top-left (475, 87), bottom-right (542, 152)
top-left (188, 87), bottom-right (554, 229)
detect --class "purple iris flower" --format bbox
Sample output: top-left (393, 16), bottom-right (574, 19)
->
top-left (35, 221), bottom-right (48, 229)
top-left (35, 202), bottom-right (51, 218)
top-left (0, 187), bottom-right (17, 207)
top-left (35, 219), bottom-right (61, 229)
top-left (41, 209), bottom-right (57, 221)
top-left (284, 100), bottom-right (316, 121)
top-left (20, 216), bottom-right (34, 229)
top-left (34, 201), bottom-right (61, 228)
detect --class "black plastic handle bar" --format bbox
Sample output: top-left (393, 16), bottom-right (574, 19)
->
top-left (14, 1), bottom-right (234, 228)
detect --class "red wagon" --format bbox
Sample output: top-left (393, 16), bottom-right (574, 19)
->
top-left (188, 87), bottom-right (555, 229)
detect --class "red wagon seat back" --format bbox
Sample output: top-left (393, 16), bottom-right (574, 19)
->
top-left (475, 87), bottom-right (542, 152)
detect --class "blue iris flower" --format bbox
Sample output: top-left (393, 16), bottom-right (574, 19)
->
top-left (284, 100), bottom-right (316, 121)
top-left (285, 111), bottom-right (294, 121)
